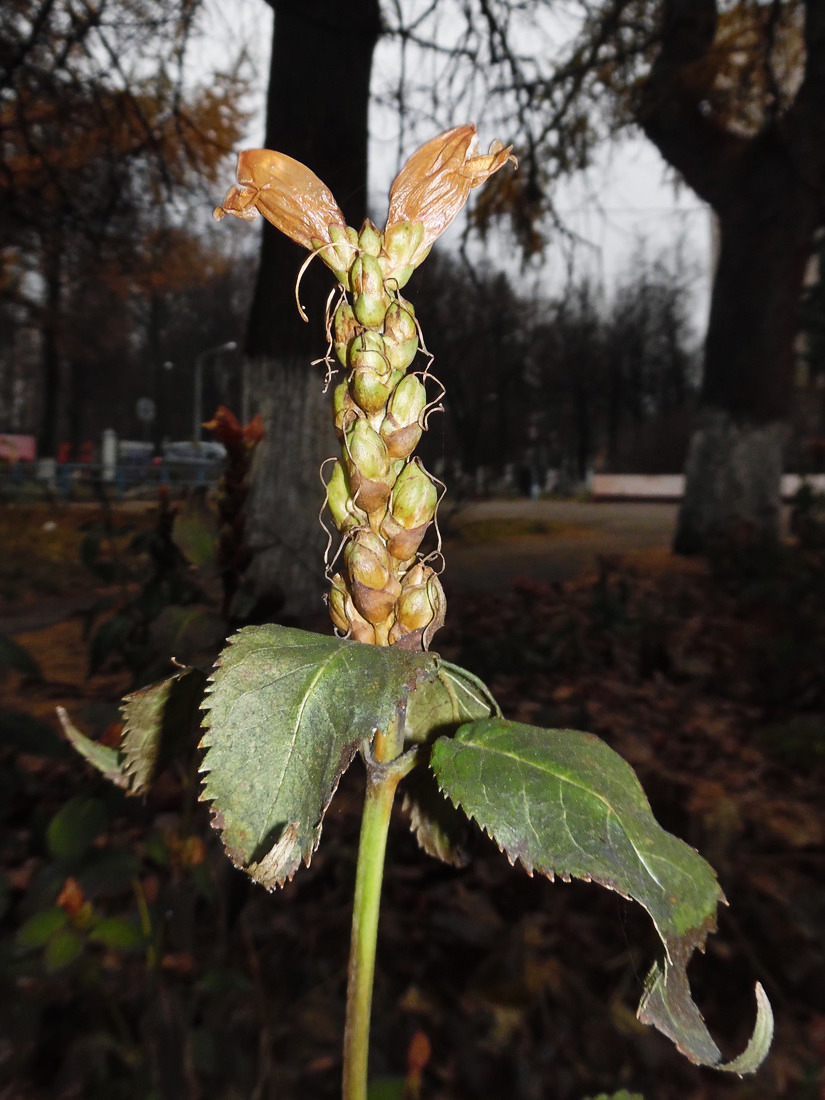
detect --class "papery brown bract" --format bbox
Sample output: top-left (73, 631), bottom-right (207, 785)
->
top-left (385, 126), bottom-right (517, 267)
top-left (213, 149), bottom-right (346, 251)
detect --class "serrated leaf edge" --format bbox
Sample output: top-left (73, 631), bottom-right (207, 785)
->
top-left (431, 726), bottom-right (773, 1074)
top-left (197, 627), bottom-right (435, 889)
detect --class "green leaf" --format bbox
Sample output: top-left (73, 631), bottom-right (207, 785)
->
top-left (367, 1078), bottom-right (406, 1100)
top-left (16, 907), bottom-right (68, 948)
top-left (0, 634), bottom-right (41, 679)
top-left (402, 660), bottom-right (500, 865)
top-left (44, 928), bottom-right (84, 971)
top-left (88, 917), bottom-right (145, 951)
top-left (172, 489), bottom-right (219, 568)
top-left (200, 624), bottom-right (436, 889)
top-left (404, 660), bottom-right (500, 744)
top-left (47, 796), bottom-right (106, 862)
top-left (57, 706), bottom-right (130, 788)
top-left (120, 666), bottom-right (207, 792)
top-left (430, 718), bottom-right (773, 1073)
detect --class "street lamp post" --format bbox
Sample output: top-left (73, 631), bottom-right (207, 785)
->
top-left (193, 341), bottom-right (237, 442)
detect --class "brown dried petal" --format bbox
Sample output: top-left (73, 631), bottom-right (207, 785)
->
top-left (386, 126), bottom-right (517, 260)
top-left (213, 150), bottom-right (346, 251)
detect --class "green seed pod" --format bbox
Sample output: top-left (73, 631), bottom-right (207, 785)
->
top-left (350, 368), bottom-right (396, 417)
top-left (380, 461), bottom-right (438, 559)
top-left (383, 300), bottom-right (418, 372)
top-left (391, 462), bottom-right (437, 527)
top-left (345, 419), bottom-right (388, 482)
top-left (380, 374), bottom-right (426, 458)
top-left (345, 420), bottom-right (392, 512)
top-left (352, 254), bottom-right (389, 328)
top-left (333, 382), bottom-right (359, 439)
top-left (348, 330), bottom-right (387, 373)
top-left (333, 301), bottom-right (359, 368)
top-left (358, 219), bottom-right (383, 258)
top-left (326, 459), bottom-right (366, 532)
top-left (380, 221), bottom-right (426, 289)
top-left (328, 572), bottom-right (351, 633)
top-left (345, 530), bottom-right (401, 625)
top-left (389, 564), bottom-right (446, 649)
top-left (323, 224), bottom-right (359, 285)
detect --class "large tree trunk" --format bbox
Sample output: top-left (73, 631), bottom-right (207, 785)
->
top-left (676, 152), bottom-right (821, 551)
top-left (242, 0), bottom-right (380, 620)
top-left (637, 0), bottom-right (825, 554)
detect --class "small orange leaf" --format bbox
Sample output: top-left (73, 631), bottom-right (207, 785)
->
top-left (57, 877), bottom-right (87, 918)
top-left (406, 1029), bottom-right (431, 1092)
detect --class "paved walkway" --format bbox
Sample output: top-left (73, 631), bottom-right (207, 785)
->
top-left (439, 499), bottom-right (680, 593)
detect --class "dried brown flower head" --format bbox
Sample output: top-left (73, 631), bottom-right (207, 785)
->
top-left (213, 149), bottom-right (346, 251)
top-left (214, 126), bottom-right (516, 271)
top-left (386, 125), bottom-right (517, 264)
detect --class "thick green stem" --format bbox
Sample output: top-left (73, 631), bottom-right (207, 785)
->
top-left (342, 728), bottom-right (415, 1100)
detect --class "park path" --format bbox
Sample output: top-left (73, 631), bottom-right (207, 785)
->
top-left (1, 500), bottom-right (680, 636)
top-left (439, 499), bottom-right (680, 594)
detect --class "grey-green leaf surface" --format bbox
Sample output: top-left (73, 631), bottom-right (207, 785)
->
top-left (200, 625), bottom-right (436, 890)
top-left (430, 718), bottom-right (773, 1073)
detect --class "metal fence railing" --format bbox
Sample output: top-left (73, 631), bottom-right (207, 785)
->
top-left (0, 460), bottom-right (224, 503)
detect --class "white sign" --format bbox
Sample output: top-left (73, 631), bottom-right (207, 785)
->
top-left (136, 397), bottom-right (156, 423)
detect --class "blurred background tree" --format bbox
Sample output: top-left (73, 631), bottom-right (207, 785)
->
top-left (0, 0), bottom-right (249, 456)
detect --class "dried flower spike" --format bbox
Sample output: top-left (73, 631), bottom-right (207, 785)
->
top-left (214, 126), bottom-right (517, 651)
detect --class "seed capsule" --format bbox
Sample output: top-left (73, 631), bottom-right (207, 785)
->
top-left (323, 224), bottom-right (359, 286)
top-left (383, 300), bottom-right (418, 373)
top-left (391, 461), bottom-right (437, 527)
top-left (352, 254), bottom-right (389, 328)
top-left (380, 461), bottom-right (438, 559)
top-left (348, 330), bottom-right (387, 372)
top-left (389, 564), bottom-right (446, 649)
top-left (329, 571), bottom-right (375, 644)
top-left (344, 420), bottom-right (394, 512)
top-left (380, 221), bottom-right (426, 289)
top-left (333, 382), bottom-right (359, 439)
top-left (351, 368), bottom-right (400, 417)
top-left (326, 459), bottom-right (366, 532)
top-left (328, 572), bottom-right (351, 633)
top-left (380, 374), bottom-right (426, 458)
top-left (345, 530), bottom-right (402, 625)
top-left (333, 301), bottom-right (359, 368)
top-left (349, 333), bottom-right (399, 415)
top-left (357, 219), bottom-right (383, 258)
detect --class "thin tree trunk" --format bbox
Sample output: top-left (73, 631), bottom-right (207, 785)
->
top-left (243, 0), bottom-right (380, 620)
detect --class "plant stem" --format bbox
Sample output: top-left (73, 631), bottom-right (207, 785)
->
top-left (342, 727), bottom-right (413, 1100)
